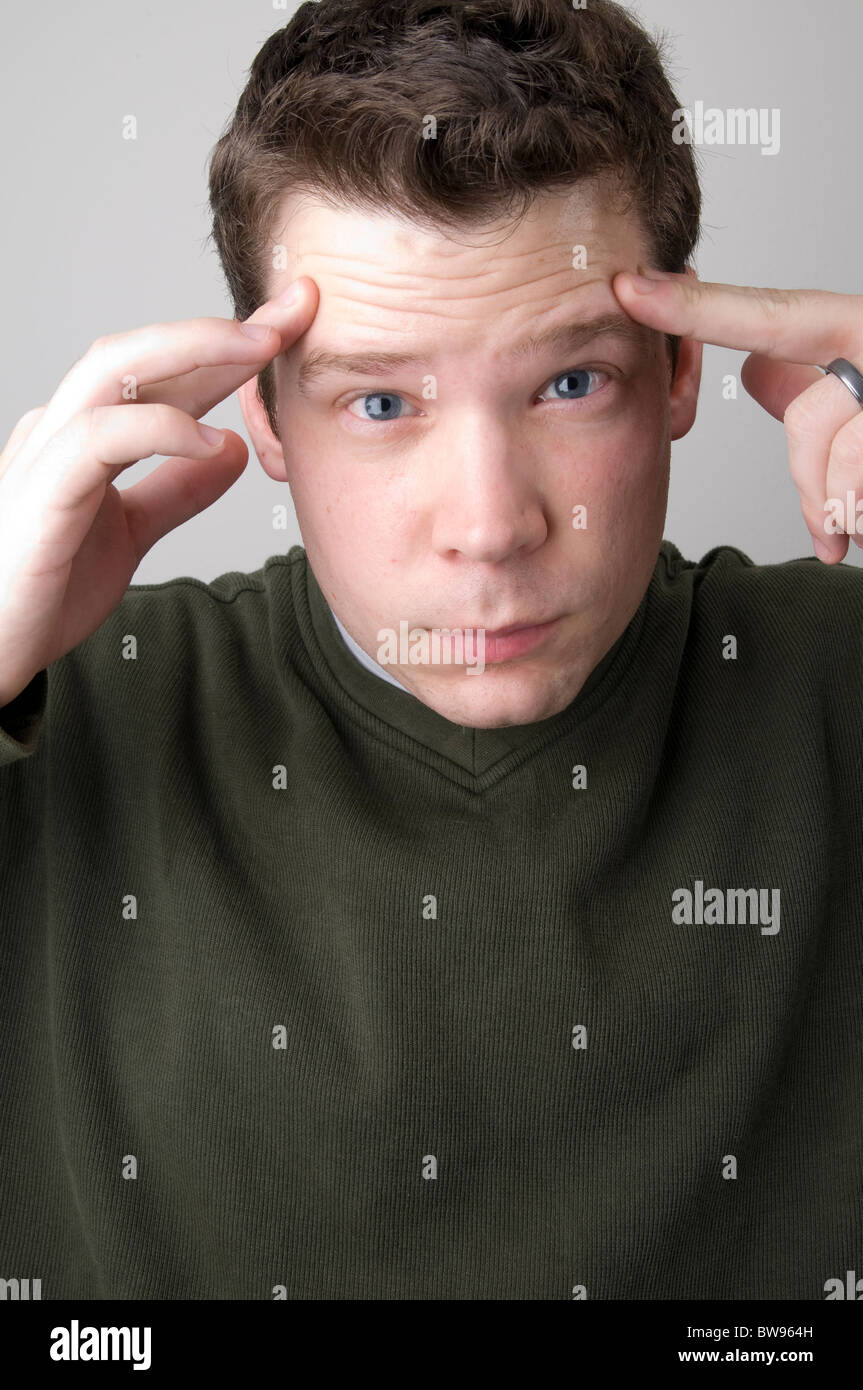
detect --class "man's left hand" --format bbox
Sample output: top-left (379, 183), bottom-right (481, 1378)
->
top-left (613, 268), bottom-right (863, 564)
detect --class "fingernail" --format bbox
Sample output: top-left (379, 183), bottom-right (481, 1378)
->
top-left (274, 280), bottom-right (301, 307)
top-left (627, 270), bottom-right (674, 294)
top-left (198, 423), bottom-right (224, 447)
top-left (813, 538), bottom-right (833, 562)
top-left (628, 274), bottom-right (662, 294)
top-left (240, 322), bottom-right (273, 339)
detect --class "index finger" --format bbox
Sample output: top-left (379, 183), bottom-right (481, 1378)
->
top-left (612, 271), bottom-right (862, 368)
top-left (15, 278), bottom-right (318, 469)
top-left (124, 276), bottom-right (321, 426)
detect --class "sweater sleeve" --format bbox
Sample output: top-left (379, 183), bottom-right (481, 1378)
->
top-left (0, 668), bottom-right (48, 765)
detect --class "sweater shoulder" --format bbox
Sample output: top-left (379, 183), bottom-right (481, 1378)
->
top-left (660, 536), bottom-right (863, 610)
top-left (658, 537), bottom-right (863, 681)
top-left (84, 547), bottom-right (307, 654)
top-left (0, 549), bottom-right (309, 767)
top-left (119, 547), bottom-right (305, 613)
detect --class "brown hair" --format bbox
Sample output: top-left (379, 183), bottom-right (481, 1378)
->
top-left (208, 0), bottom-right (702, 436)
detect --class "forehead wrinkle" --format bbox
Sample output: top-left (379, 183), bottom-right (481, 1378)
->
top-left (294, 312), bottom-right (651, 396)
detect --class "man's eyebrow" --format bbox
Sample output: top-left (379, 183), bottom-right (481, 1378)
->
top-left (294, 313), bottom-right (650, 395)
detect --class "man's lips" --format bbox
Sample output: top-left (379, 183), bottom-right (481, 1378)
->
top-left (415, 616), bottom-right (563, 665)
top-left (467, 618), bottom-right (560, 638)
top-left (479, 617), bottom-right (561, 663)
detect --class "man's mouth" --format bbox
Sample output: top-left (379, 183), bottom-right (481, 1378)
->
top-left (472, 617), bottom-right (560, 639)
top-left (421, 616), bottom-right (563, 665)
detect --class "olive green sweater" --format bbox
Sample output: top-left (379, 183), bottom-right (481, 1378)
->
top-left (1, 540), bottom-right (861, 1300)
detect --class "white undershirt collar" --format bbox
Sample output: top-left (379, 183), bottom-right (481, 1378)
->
top-left (328, 606), bottom-right (411, 693)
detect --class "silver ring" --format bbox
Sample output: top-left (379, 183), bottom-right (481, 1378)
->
top-left (822, 357), bottom-right (863, 408)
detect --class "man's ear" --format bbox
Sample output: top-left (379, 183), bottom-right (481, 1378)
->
top-left (669, 264), bottom-right (703, 442)
top-left (237, 375), bottom-right (287, 482)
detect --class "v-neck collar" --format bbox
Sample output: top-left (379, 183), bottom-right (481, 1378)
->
top-left (291, 547), bottom-right (658, 779)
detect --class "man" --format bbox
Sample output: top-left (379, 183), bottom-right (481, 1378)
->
top-left (1, 0), bottom-right (861, 1301)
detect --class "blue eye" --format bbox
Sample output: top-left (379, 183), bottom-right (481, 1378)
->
top-left (346, 392), bottom-right (414, 422)
top-left (539, 369), bottom-right (608, 402)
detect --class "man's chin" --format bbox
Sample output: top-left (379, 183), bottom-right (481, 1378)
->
top-left (394, 665), bottom-right (579, 730)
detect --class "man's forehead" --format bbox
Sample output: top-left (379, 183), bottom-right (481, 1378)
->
top-left (269, 178), bottom-right (644, 288)
top-left (270, 185), bottom-right (655, 386)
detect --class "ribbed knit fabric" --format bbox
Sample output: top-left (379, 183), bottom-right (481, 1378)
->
top-left (1, 539), bottom-right (862, 1300)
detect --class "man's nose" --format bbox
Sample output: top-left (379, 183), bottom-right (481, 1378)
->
top-left (429, 416), bottom-right (548, 563)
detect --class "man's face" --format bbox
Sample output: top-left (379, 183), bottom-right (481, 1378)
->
top-left (242, 180), bottom-right (700, 729)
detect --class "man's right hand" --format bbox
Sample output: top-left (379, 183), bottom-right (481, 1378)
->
top-left (0, 277), bottom-right (319, 708)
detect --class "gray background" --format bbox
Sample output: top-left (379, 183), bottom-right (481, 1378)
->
top-left (2, 0), bottom-right (860, 582)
